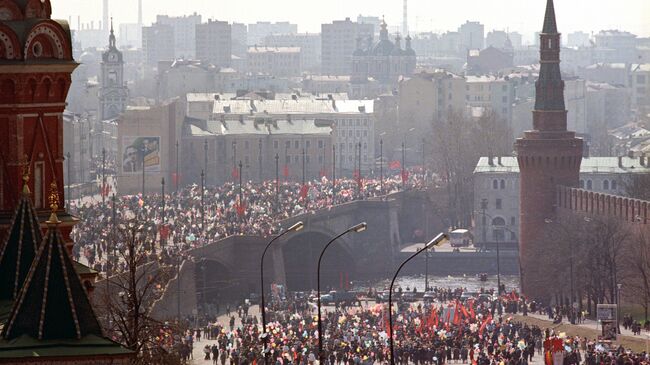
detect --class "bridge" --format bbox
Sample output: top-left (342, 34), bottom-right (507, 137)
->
top-left (149, 190), bottom-right (519, 319)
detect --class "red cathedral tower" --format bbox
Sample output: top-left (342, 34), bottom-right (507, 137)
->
top-left (0, 0), bottom-right (77, 246)
top-left (515, 0), bottom-right (583, 300)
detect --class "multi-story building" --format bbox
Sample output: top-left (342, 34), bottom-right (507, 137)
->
top-left (458, 21), bottom-right (484, 51)
top-left (142, 22), bottom-right (175, 65)
top-left (473, 156), bottom-right (650, 248)
top-left (351, 20), bottom-right (417, 84)
top-left (485, 30), bottom-right (509, 49)
top-left (397, 70), bottom-right (466, 135)
top-left (231, 22), bottom-right (248, 58)
top-left (586, 82), bottom-right (631, 131)
top-left (264, 33), bottom-right (321, 72)
top-left (630, 64), bottom-right (650, 116)
top-left (182, 117), bottom-right (333, 184)
top-left (247, 21), bottom-right (298, 45)
top-left (116, 100), bottom-right (183, 195)
top-left (466, 46), bottom-right (514, 75)
top-left (595, 30), bottom-right (638, 64)
top-left (577, 63), bottom-right (629, 86)
top-left (118, 23), bottom-right (142, 48)
top-left (187, 96), bottom-right (375, 173)
top-left (356, 15), bottom-right (380, 35)
top-left (195, 19), bottom-right (232, 67)
top-left (321, 18), bottom-right (374, 75)
top-left (567, 31), bottom-right (590, 48)
top-left (466, 75), bottom-right (516, 126)
top-left (156, 13), bottom-right (202, 59)
top-left (247, 46), bottom-right (301, 77)
top-left (100, 24), bottom-right (129, 121)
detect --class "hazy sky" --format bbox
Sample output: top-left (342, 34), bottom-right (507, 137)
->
top-left (53, 0), bottom-right (650, 40)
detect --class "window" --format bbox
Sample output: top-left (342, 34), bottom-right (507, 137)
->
top-left (638, 75), bottom-right (647, 84)
top-left (306, 156), bottom-right (310, 164)
top-left (244, 141), bottom-right (249, 149)
top-left (510, 231), bottom-right (516, 240)
top-left (587, 180), bottom-right (592, 190)
top-left (305, 140), bottom-right (311, 149)
top-left (285, 141), bottom-right (290, 149)
top-left (319, 156), bottom-right (323, 164)
top-left (496, 199), bottom-right (502, 209)
top-left (244, 156), bottom-right (249, 164)
top-left (603, 180), bottom-right (609, 190)
top-left (500, 179), bottom-right (506, 189)
top-left (294, 140), bottom-right (299, 149)
top-left (294, 156), bottom-right (299, 163)
top-left (318, 140), bottom-right (324, 148)
top-left (510, 217), bottom-right (515, 225)
top-left (611, 180), bottom-right (618, 190)
top-left (285, 156), bottom-right (290, 164)
top-left (502, 85), bottom-right (507, 92)
top-left (502, 96), bottom-right (508, 103)
top-left (493, 179), bottom-right (499, 189)
top-left (580, 180), bottom-right (585, 188)
top-left (274, 140), bottom-right (279, 149)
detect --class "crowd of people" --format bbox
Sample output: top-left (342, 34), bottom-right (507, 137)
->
top-left (181, 287), bottom-right (650, 365)
top-left (70, 172), bottom-right (429, 276)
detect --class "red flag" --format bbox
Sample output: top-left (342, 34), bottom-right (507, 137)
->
top-left (299, 185), bottom-right (308, 199)
top-left (479, 315), bottom-right (492, 335)
top-left (172, 172), bottom-right (181, 186)
top-left (389, 161), bottom-right (401, 170)
top-left (231, 167), bottom-right (239, 179)
top-left (453, 301), bottom-right (462, 325)
top-left (236, 201), bottom-right (246, 217)
top-left (283, 165), bottom-right (289, 178)
top-left (460, 303), bottom-right (470, 320)
top-left (469, 300), bottom-right (476, 320)
top-left (401, 169), bottom-right (409, 183)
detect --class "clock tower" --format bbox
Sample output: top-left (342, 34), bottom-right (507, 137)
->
top-left (99, 19), bottom-right (128, 121)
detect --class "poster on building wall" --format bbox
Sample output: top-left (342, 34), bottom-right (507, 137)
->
top-left (122, 136), bottom-right (161, 174)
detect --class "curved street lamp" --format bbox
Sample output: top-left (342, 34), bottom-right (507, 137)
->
top-left (317, 222), bottom-right (368, 363)
top-left (259, 221), bottom-right (304, 362)
top-left (388, 233), bottom-right (447, 365)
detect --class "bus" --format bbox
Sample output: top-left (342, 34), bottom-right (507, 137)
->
top-left (449, 229), bottom-right (472, 247)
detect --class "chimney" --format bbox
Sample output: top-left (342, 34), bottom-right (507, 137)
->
top-left (497, 156), bottom-right (502, 166)
top-left (618, 156), bottom-right (623, 168)
top-left (488, 156), bottom-right (495, 166)
top-left (641, 155), bottom-right (646, 167)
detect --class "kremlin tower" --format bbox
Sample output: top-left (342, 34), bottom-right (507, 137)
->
top-left (515, 0), bottom-right (583, 300)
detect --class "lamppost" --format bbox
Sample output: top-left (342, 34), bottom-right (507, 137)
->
top-left (259, 221), bottom-right (304, 362)
top-left (161, 177), bottom-right (166, 248)
top-left (332, 145), bottom-right (336, 188)
top-left (141, 144), bottom-right (146, 201)
top-left (317, 223), bottom-right (368, 363)
top-left (232, 141), bottom-right (237, 183)
top-left (66, 152), bottom-right (71, 208)
top-left (275, 153), bottom-right (279, 213)
top-left (617, 283), bottom-right (622, 334)
top-left (475, 207), bottom-right (508, 295)
top-left (102, 148), bottom-right (106, 206)
top-left (204, 139), bottom-right (208, 186)
top-left (258, 139), bottom-right (263, 183)
top-left (388, 233), bottom-right (447, 365)
top-left (380, 138), bottom-right (384, 194)
top-left (238, 160), bottom-right (243, 204)
top-left (175, 140), bottom-right (179, 192)
top-left (357, 141), bottom-right (362, 197)
top-left (200, 170), bottom-right (205, 238)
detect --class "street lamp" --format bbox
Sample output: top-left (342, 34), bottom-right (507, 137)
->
top-left (388, 233), bottom-right (447, 365)
top-left (259, 221), bottom-right (304, 363)
top-left (475, 208), bottom-right (504, 295)
top-left (617, 283), bottom-right (622, 334)
top-left (317, 222), bottom-right (367, 363)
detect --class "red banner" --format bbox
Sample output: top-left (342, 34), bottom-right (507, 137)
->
top-left (231, 167), bottom-right (239, 179)
top-left (283, 165), bottom-right (289, 178)
top-left (389, 161), bottom-right (401, 170)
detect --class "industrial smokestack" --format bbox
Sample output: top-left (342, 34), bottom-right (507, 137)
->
top-left (402, 0), bottom-right (408, 35)
top-left (103, 0), bottom-right (109, 31)
top-left (138, 0), bottom-right (143, 26)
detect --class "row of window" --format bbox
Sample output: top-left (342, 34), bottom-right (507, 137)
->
top-left (579, 179), bottom-right (618, 190)
top-left (492, 179), bottom-right (507, 190)
top-left (336, 119), bottom-right (369, 127)
top-left (338, 130), bottom-right (368, 138)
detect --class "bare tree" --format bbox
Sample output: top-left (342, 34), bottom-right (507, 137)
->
top-left (624, 173), bottom-right (650, 201)
top-left (101, 220), bottom-right (183, 364)
top-left (623, 231), bottom-right (650, 321)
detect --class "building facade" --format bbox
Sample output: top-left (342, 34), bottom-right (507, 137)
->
top-left (514, 0), bottom-right (584, 299)
top-left (142, 22), bottom-right (175, 65)
top-left (351, 20), bottom-right (417, 84)
top-left (195, 19), bottom-right (232, 67)
top-left (247, 46), bottom-right (301, 77)
top-left (99, 23), bottom-right (128, 121)
top-left (156, 13), bottom-right (202, 59)
top-left (321, 18), bottom-right (374, 75)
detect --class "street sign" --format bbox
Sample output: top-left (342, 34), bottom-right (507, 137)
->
top-left (596, 304), bottom-right (617, 321)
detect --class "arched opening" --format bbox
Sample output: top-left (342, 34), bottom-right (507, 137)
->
top-left (491, 217), bottom-right (506, 242)
top-left (194, 259), bottom-right (236, 313)
top-left (282, 231), bottom-right (356, 292)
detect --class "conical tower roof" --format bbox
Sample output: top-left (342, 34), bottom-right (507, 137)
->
top-left (542, 0), bottom-right (558, 34)
top-left (2, 184), bottom-right (103, 340)
top-left (0, 165), bottom-right (42, 301)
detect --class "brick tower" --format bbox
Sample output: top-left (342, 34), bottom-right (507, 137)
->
top-left (515, 0), bottom-right (583, 300)
top-left (0, 0), bottom-right (77, 247)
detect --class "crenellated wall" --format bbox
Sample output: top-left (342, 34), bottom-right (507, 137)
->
top-left (556, 186), bottom-right (650, 226)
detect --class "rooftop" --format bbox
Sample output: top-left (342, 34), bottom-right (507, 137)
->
top-left (474, 156), bottom-right (650, 174)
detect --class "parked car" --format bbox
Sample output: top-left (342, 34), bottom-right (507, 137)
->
top-left (402, 292), bottom-right (417, 302)
top-left (423, 291), bottom-right (437, 302)
top-left (320, 291), bottom-right (359, 305)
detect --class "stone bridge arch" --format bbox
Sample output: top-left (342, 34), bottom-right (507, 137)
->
top-left (279, 229), bottom-right (357, 292)
top-left (194, 257), bottom-right (237, 309)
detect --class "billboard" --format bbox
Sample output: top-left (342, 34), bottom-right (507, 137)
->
top-left (122, 136), bottom-right (161, 174)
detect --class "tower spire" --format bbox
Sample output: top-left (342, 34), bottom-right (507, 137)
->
top-left (542, 0), bottom-right (558, 34)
